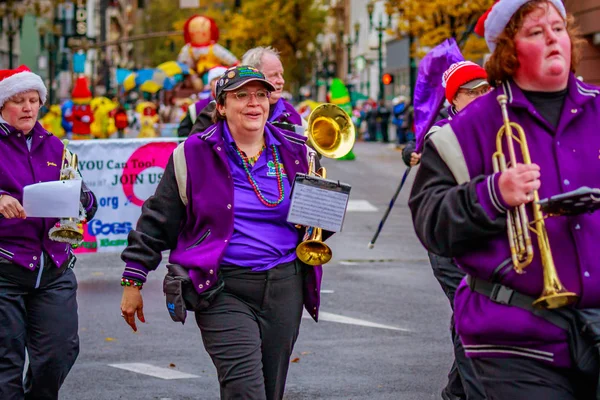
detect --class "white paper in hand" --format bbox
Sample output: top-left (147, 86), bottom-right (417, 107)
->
top-left (23, 180), bottom-right (82, 218)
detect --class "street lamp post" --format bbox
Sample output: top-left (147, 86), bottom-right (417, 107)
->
top-left (344, 22), bottom-right (360, 106)
top-left (367, 1), bottom-right (392, 102)
top-left (0, 0), bottom-right (27, 69)
top-left (392, 0), bottom-right (417, 99)
top-left (39, 26), bottom-right (59, 105)
top-left (345, 22), bottom-right (360, 77)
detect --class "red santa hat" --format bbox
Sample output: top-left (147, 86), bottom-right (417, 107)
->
top-left (442, 61), bottom-right (489, 103)
top-left (71, 76), bottom-right (92, 104)
top-left (0, 65), bottom-right (47, 109)
top-left (476, 0), bottom-right (566, 52)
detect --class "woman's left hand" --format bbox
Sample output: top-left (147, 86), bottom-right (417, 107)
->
top-left (120, 286), bottom-right (145, 332)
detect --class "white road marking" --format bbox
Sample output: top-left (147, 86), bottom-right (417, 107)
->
top-left (304, 311), bottom-right (410, 332)
top-left (320, 289), bottom-right (335, 294)
top-left (339, 261), bottom-right (358, 266)
top-left (108, 363), bottom-right (199, 380)
top-left (346, 200), bottom-right (378, 212)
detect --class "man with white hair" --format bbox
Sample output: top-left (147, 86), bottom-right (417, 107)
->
top-left (241, 47), bottom-right (302, 127)
top-left (188, 46), bottom-right (303, 135)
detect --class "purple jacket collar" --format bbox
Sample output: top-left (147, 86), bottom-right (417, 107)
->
top-left (0, 120), bottom-right (53, 154)
top-left (269, 98), bottom-right (302, 125)
top-left (201, 120), bottom-right (307, 160)
top-left (499, 74), bottom-right (598, 110)
top-left (498, 74), bottom-right (599, 132)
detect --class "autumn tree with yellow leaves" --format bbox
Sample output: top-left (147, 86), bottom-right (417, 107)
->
top-left (142, 0), bottom-right (327, 93)
top-left (387, 0), bottom-right (494, 60)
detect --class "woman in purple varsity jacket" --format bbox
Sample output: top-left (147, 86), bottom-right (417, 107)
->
top-left (0, 65), bottom-right (97, 399)
top-left (410, 1), bottom-right (600, 398)
top-left (120, 65), bottom-right (329, 400)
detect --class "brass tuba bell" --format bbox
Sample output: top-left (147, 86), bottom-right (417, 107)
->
top-left (295, 104), bottom-right (355, 266)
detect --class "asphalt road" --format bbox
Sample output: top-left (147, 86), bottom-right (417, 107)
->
top-left (59, 142), bottom-right (455, 400)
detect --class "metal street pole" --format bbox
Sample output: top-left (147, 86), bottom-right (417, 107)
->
top-left (8, 27), bottom-right (14, 69)
top-left (346, 42), bottom-right (352, 76)
top-left (377, 17), bottom-right (384, 102)
top-left (48, 37), bottom-right (58, 105)
top-left (100, 0), bottom-right (110, 95)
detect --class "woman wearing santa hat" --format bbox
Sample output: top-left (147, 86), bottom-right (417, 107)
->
top-left (0, 65), bottom-right (97, 398)
top-left (410, 0), bottom-right (600, 398)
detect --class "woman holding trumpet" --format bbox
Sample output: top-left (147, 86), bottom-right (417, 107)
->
top-left (120, 66), bottom-right (335, 400)
top-left (410, 0), bottom-right (600, 397)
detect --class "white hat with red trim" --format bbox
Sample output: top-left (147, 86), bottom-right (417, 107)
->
top-left (0, 65), bottom-right (47, 109)
top-left (475, 0), bottom-right (566, 52)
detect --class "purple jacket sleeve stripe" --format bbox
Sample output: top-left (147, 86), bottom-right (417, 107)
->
top-left (123, 264), bottom-right (150, 282)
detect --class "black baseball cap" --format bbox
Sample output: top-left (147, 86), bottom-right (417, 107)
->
top-left (215, 65), bottom-right (276, 100)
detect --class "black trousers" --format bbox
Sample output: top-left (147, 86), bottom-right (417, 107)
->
top-left (429, 253), bottom-right (486, 400)
top-left (0, 266), bottom-right (79, 400)
top-left (379, 121), bottom-right (390, 143)
top-left (471, 357), bottom-right (598, 399)
top-left (195, 260), bottom-right (305, 400)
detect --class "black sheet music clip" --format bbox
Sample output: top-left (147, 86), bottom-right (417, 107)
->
top-left (538, 186), bottom-right (600, 216)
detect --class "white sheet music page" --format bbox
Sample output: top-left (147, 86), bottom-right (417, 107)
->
top-left (22, 179), bottom-right (82, 218)
top-left (287, 175), bottom-right (351, 232)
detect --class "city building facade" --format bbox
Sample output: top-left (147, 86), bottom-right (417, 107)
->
top-left (565, 0), bottom-right (600, 85)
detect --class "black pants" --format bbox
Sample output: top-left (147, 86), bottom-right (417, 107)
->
top-left (429, 253), bottom-right (486, 400)
top-left (367, 121), bottom-right (378, 141)
top-left (396, 126), bottom-right (407, 145)
top-left (0, 266), bottom-right (79, 400)
top-left (472, 357), bottom-right (597, 399)
top-left (195, 260), bottom-right (305, 400)
top-left (379, 121), bottom-right (390, 143)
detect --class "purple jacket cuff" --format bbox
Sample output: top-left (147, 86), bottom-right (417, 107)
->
top-left (476, 173), bottom-right (509, 220)
top-left (123, 262), bottom-right (150, 283)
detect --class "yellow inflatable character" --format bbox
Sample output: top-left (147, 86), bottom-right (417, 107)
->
top-left (40, 105), bottom-right (65, 138)
top-left (90, 97), bottom-right (118, 139)
top-left (136, 102), bottom-right (159, 138)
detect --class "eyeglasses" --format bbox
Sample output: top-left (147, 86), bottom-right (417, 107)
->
top-left (230, 89), bottom-right (271, 102)
top-left (457, 86), bottom-right (491, 98)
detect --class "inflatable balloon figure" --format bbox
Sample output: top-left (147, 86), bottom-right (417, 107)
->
top-left (68, 76), bottom-right (95, 140)
top-left (40, 105), bottom-right (65, 138)
top-left (90, 97), bottom-right (118, 139)
top-left (177, 15), bottom-right (239, 79)
top-left (137, 102), bottom-right (159, 138)
top-left (61, 99), bottom-right (73, 138)
top-left (329, 78), bottom-right (355, 160)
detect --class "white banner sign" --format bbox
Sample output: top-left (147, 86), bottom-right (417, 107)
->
top-left (67, 138), bottom-right (182, 253)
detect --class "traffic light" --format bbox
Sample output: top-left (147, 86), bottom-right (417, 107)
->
top-left (382, 73), bottom-right (394, 85)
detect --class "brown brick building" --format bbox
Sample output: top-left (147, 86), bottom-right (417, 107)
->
top-left (565, 0), bottom-right (600, 85)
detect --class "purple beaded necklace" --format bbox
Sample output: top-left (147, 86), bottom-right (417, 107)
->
top-left (234, 143), bottom-right (285, 207)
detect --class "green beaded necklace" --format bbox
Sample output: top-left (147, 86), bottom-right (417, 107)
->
top-left (234, 144), bottom-right (285, 207)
